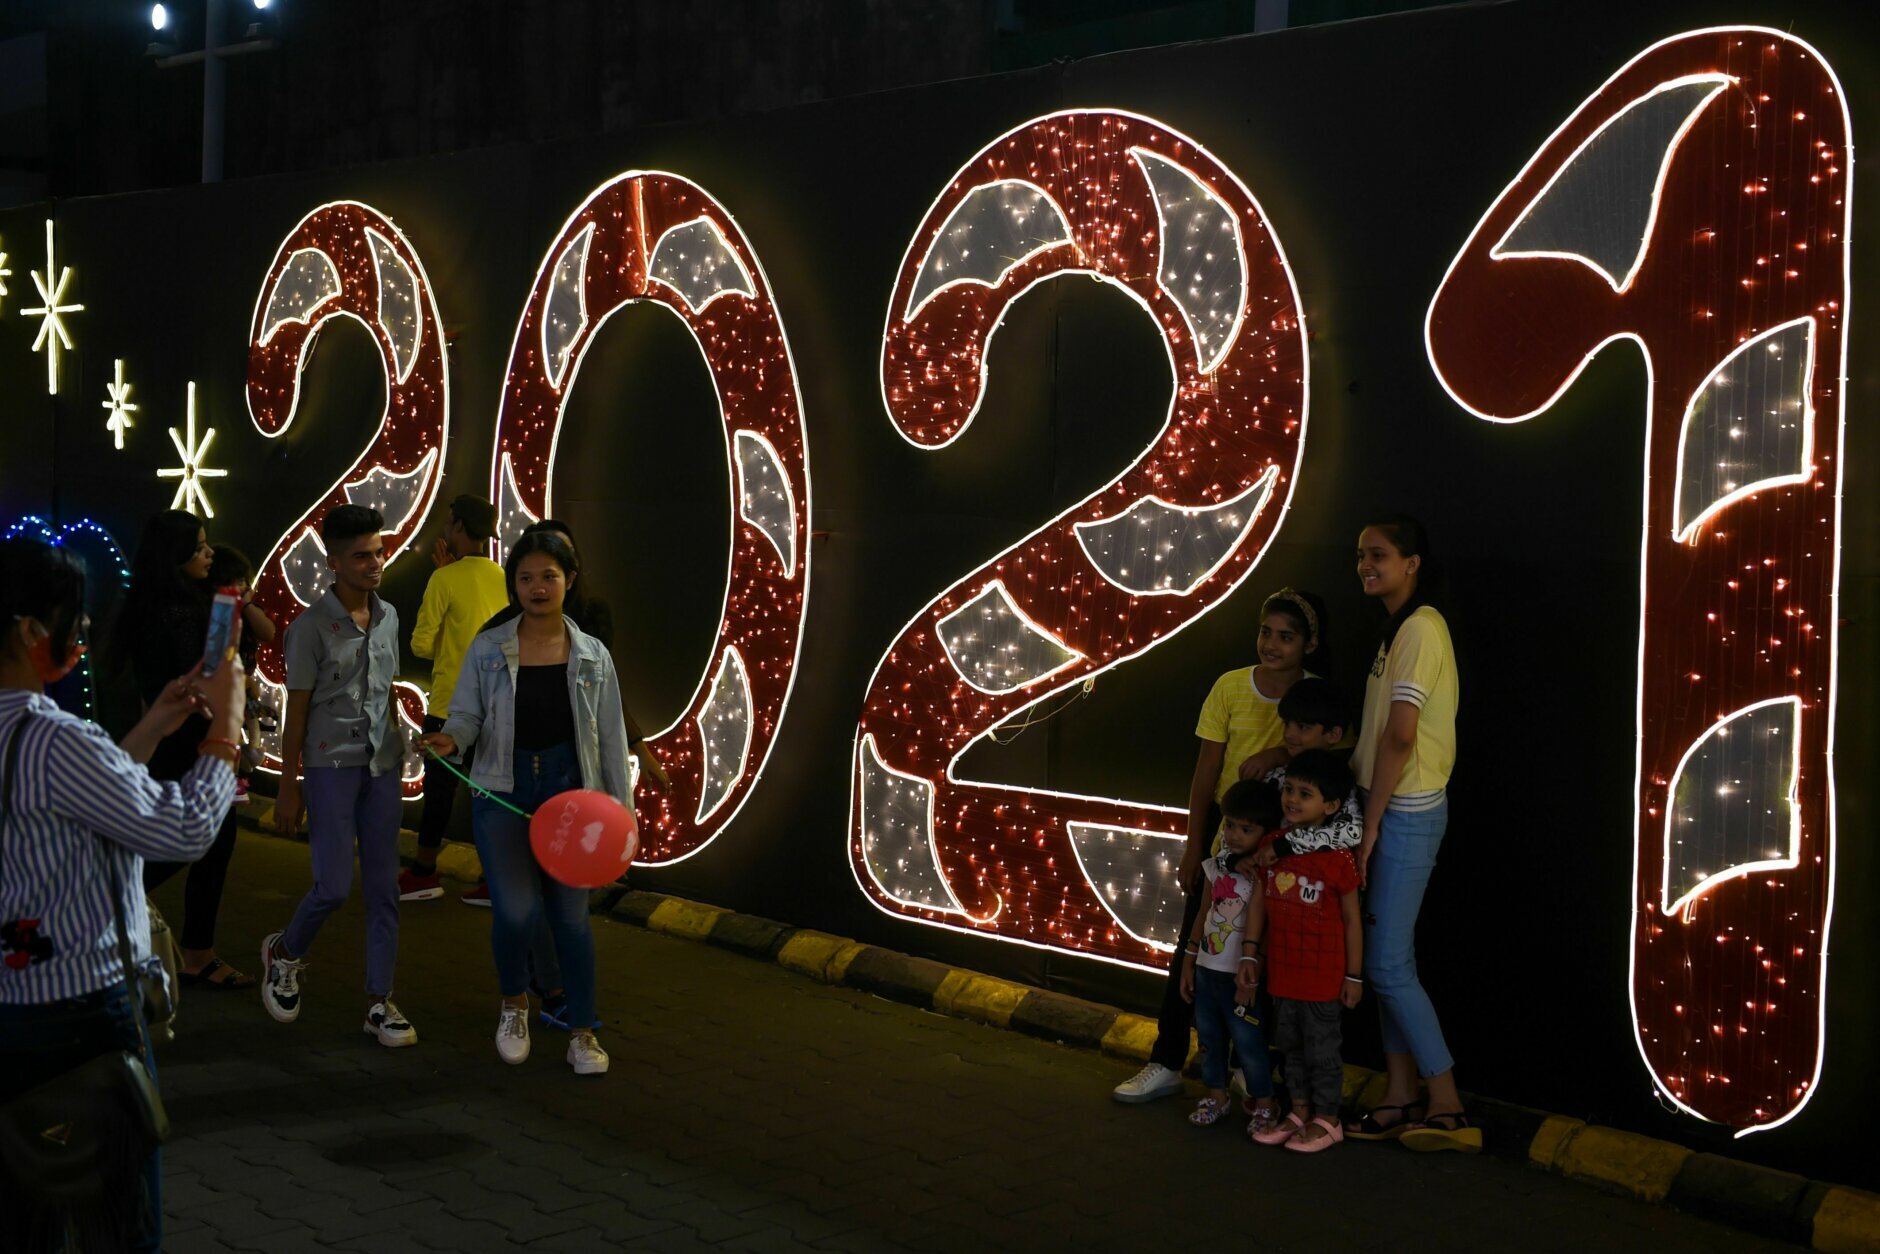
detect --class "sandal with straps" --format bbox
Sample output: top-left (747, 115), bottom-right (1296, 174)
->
top-left (1344, 1102), bottom-right (1423, 1141)
top-left (1400, 1110), bottom-right (1483, 1155)
top-left (178, 956), bottom-right (256, 990)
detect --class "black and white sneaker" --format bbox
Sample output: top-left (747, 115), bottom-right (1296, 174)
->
top-left (260, 930), bottom-right (306, 1024)
top-left (364, 999), bottom-right (417, 1048)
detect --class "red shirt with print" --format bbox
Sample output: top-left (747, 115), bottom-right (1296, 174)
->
top-left (1259, 847), bottom-right (1360, 1002)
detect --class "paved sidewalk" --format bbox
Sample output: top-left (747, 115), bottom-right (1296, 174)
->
top-left (148, 833), bottom-right (1784, 1252)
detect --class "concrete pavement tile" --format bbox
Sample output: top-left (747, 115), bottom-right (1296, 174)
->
top-left (460, 1201), bottom-right (589, 1244)
top-left (269, 1198), bottom-right (384, 1244)
top-left (161, 1229), bottom-right (245, 1254)
top-left (168, 1195), bottom-right (299, 1242)
top-left (544, 1200), bottom-right (687, 1243)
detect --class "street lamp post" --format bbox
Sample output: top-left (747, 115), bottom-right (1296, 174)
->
top-left (150, 0), bottom-right (279, 184)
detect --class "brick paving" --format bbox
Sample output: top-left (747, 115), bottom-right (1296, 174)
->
top-left (147, 832), bottom-right (1784, 1252)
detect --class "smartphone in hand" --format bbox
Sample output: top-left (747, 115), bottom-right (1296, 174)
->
top-left (202, 587), bottom-right (241, 677)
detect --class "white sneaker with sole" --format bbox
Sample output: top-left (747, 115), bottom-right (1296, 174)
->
top-left (497, 1002), bottom-right (530, 1064)
top-left (364, 999), bottom-right (417, 1048)
top-left (259, 931), bottom-right (307, 1024)
top-left (567, 1033), bottom-right (609, 1076)
top-left (1112, 1062), bottom-right (1184, 1103)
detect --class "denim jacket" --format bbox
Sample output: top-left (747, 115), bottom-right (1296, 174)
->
top-left (438, 616), bottom-right (633, 810)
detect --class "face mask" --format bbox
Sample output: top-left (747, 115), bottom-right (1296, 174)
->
top-left (17, 618), bottom-right (86, 685)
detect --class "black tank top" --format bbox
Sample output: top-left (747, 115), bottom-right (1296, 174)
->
top-left (514, 663), bottom-right (575, 750)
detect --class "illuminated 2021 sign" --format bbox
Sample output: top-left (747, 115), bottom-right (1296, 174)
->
top-left (8, 26), bottom-right (1849, 1135)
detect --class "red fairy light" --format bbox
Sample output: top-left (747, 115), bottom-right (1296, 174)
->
top-left (853, 110), bottom-right (1307, 968)
top-left (245, 202), bottom-right (450, 797)
top-left (489, 172), bottom-right (811, 865)
top-left (1425, 29), bottom-right (1848, 1133)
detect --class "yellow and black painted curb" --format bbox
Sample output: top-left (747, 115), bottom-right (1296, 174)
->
top-left (602, 887), bottom-right (1880, 1252)
top-left (241, 809), bottom-right (1880, 1251)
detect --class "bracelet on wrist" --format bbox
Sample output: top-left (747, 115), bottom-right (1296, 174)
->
top-left (198, 736), bottom-right (242, 754)
top-left (1343, 974), bottom-right (1364, 984)
top-left (1238, 956), bottom-right (1260, 966)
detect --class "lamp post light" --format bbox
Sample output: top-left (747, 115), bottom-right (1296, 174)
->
top-left (148, 0), bottom-right (280, 183)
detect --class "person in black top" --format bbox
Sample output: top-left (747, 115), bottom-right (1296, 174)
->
top-left (479, 519), bottom-right (665, 791)
top-left (110, 509), bottom-right (254, 989)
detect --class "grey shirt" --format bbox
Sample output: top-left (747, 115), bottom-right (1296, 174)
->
top-left (283, 587), bottom-right (403, 775)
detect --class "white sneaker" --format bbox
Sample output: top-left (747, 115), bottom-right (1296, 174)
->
top-left (364, 999), bottom-right (417, 1048)
top-left (497, 1002), bottom-right (530, 1064)
top-left (1112, 1062), bottom-right (1184, 1103)
top-left (567, 1033), bottom-right (609, 1076)
top-left (260, 931), bottom-right (307, 1024)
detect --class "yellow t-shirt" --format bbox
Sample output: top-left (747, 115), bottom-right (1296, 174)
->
top-left (1196, 666), bottom-right (1297, 854)
top-left (1351, 606), bottom-right (1458, 810)
top-left (410, 556), bottom-right (511, 718)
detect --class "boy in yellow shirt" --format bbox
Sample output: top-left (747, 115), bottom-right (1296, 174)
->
top-left (399, 495), bottom-right (511, 900)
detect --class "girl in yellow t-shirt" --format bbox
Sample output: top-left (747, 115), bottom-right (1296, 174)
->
top-left (1346, 515), bottom-right (1477, 1154)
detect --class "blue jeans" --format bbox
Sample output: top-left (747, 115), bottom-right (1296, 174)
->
top-left (0, 982), bottom-right (161, 1253)
top-left (283, 766), bottom-right (404, 996)
top-left (1191, 967), bottom-right (1272, 1097)
top-left (1361, 793), bottom-right (1454, 1078)
top-left (471, 743), bottom-right (597, 1028)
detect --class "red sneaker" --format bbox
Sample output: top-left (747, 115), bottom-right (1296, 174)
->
top-left (461, 881), bottom-right (491, 908)
top-left (398, 869), bottom-right (443, 901)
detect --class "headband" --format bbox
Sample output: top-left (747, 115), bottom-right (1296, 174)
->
top-left (1269, 587), bottom-right (1318, 647)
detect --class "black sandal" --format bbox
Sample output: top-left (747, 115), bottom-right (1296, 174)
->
top-left (1344, 1102), bottom-right (1424, 1141)
top-left (1399, 1110), bottom-right (1483, 1154)
top-left (178, 956), bottom-right (256, 990)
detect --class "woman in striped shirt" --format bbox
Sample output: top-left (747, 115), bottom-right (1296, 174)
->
top-left (0, 536), bottom-right (248, 1252)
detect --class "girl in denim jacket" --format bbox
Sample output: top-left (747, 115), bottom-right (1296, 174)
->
top-left (420, 530), bottom-right (631, 1075)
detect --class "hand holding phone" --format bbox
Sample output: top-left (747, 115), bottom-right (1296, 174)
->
top-left (202, 587), bottom-right (242, 677)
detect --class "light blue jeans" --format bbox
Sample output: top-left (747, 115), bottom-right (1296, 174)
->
top-left (1361, 793), bottom-right (1454, 1078)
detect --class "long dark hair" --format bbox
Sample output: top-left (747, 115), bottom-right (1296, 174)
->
top-left (0, 536), bottom-right (88, 666)
top-left (111, 509), bottom-right (206, 673)
top-left (1362, 513), bottom-right (1433, 654)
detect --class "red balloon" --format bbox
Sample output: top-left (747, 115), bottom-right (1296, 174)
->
top-left (529, 790), bottom-right (639, 888)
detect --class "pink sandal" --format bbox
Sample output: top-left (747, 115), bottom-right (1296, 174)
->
top-left (1251, 1111), bottom-right (1305, 1145)
top-left (1284, 1115), bottom-right (1345, 1154)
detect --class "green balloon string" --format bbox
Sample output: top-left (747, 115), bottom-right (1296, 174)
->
top-left (421, 744), bottom-right (534, 820)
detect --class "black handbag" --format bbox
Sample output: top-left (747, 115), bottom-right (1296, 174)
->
top-left (0, 710), bottom-right (170, 1211)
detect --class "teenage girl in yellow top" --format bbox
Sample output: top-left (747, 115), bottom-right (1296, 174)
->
top-left (1345, 516), bottom-right (1476, 1152)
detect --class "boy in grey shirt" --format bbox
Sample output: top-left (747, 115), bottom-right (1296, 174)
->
top-left (260, 504), bottom-right (416, 1047)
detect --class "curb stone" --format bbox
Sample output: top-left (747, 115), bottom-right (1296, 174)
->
top-left (237, 811), bottom-right (1880, 1250)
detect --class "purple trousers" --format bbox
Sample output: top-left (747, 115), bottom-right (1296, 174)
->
top-left (282, 766), bottom-right (403, 998)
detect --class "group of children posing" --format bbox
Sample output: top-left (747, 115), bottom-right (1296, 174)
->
top-left (1180, 673), bottom-right (1361, 1153)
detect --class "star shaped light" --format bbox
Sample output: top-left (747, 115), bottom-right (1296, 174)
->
top-left (0, 241), bottom-right (12, 312)
top-left (102, 359), bottom-right (138, 450)
top-left (21, 219), bottom-right (83, 395)
top-left (158, 382), bottom-right (228, 518)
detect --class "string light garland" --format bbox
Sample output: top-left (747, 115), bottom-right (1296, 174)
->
top-left (2, 514), bottom-right (132, 719)
top-left (21, 219), bottom-right (83, 396)
top-left (102, 359), bottom-right (138, 450)
top-left (1424, 27), bottom-right (1849, 1135)
top-left (852, 109), bottom-right (1308, 970)
top-left (489, 170), bottom-right (812, 865)
top-left (157, 381), bottom-right (228, 518)
top-left (245, 201), bottom-right (452, 797)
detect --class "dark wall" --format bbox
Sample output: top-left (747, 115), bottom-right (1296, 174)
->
top-left (2, 0), bottom-right (1873, 1183)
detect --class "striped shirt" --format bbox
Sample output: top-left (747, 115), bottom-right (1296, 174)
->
top-left (0, 690), bottom-right (235, 1005)
top-left (1350, 606), bottom-right (1458, 812)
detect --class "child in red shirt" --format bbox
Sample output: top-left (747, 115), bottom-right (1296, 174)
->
top-left (1239, 749), bottom-right (1363, 1153)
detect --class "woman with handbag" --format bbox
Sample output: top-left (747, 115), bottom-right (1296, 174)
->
top-left (0, 536), bottom-right (247, 1253)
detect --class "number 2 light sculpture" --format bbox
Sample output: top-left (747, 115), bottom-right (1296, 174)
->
top-left (246, 202), bottom-right (452, 795)
top-left (489, 172), bottom-right (812, 865)
top-left (1425, 28), bottom-right (1850, 1133)
top-left (854, 110), bottom-right (1309, 969)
